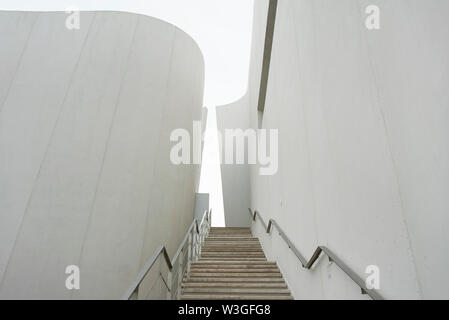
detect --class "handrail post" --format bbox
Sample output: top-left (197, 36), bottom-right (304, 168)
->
top-left (187, 232), bottom-right (192, 279)
top-left (200, 222), bottom-right (205, 256)
top-left (177, 250), bottom-right (184, 300)
top-left (166, 270), bottom-right (172, 300)
top-left (193, 229), bottom-right (198, 262)
top-left (208, 209), bottom-right (212, 235)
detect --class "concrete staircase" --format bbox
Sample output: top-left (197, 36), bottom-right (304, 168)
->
top-left (181, 227), bottom-right (293, 300)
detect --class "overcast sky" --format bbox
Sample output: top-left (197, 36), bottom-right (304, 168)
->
top-left (0, 0), bottom-right (255, 107)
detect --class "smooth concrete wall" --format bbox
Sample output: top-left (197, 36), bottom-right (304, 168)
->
top-left (0, 11), bottom-right (204, 299)
top-left (216, 96), bottom-right (251, 227)
top-left (193, 193), bottom-right (209, 221)
top-left (222, 0), bottom-right (449, 299)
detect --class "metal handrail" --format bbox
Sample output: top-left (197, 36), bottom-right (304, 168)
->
top-left (122, 209), bottom-right (211, 300)
top-left (248, 208), bottom-right (384, 300)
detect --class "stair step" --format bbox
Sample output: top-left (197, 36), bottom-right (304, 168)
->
top-left (202, 247), bottom-right (263, 250)
top-left (203, 245), bottom-right (260, 247)
top-left (201, 255), bottom-right (266, 259)
top-left (182, 288), bottom-right (291, 294)
top-left (200, 257), bottom-right (267, 262)
top-left (205, 239), bottom-right (259, 241)
top-left (192, 261), bottom-right (275, 266)
top-left (204, 244), bottom-right (260, 246)
top-left (204, 242), bottom-right (260, 245)
top-left (203, 244), bottom-right (261, 247)
top-left (189, 268), bottom-right (279, 273)
top-left (200, 258), bottom-right (267, 260)
top-left (205, 238), bottom-right (257, 240)
top-left (208, 232), bottom-right (252, 234)
top-left (209, 231), bottom-right (252, 234)
top-left (180, 228), bottom-right (292, 300)
top-left (205, 238), bottom-right (259, 240)
top-left (188, 272), bottom-right (282, 278)
top-left (183, 277), bottom-right (285, 283)
top-left (202, 249), bottom-right (262, 252)
top-left (201, 248), bottom-right (263, 254)
top-left (201, 252), bottom-right (265, 255)
top-left (191, 264), bottom-right (277, 269)
top-left (207, 234), bottom-right (253, 236)
top-left (208, 234), bottom-right (252, 236)
top-left (202, 246), bottom-right (261, 248)
top-left (210, 227), bottom-right (250, 230)
top-left (182, 282), bottom-right (287, 288)
top-left (208, 231), bottom-right (254, 233)
top-left (181, 294), bottom-right (293, 300)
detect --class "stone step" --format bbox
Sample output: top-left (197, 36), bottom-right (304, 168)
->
top-left (207, 236), bottom-right (252, 238)
top-left (189, 268), bottom-right (280, 273)
top-left (202, 243), bottom-right (261, 247)
top-left (198, 258), bottom-right (268, 262)
top-left (202, 248), bottom-right (263, 251)
top-left (201, 249), bottom-right (262, 252)
top-left (208, 234), bottom-right (252, 236)
top-left (204, 241), bottom-right (259, 244)
top-left (183, 277), bottom-right (285, 283)
top-left (205, 236), bottom-right (259, 243)
top-left (202, 246), bottom-right (260, 249)
top-left (208, 233), bottom-right (252, 236)
top-left (190, 264), bottom-right (277, 269)
top-left (203, 245), bottom-right (262, 247)
top-left (201, 251), bottom-right (264, 254)
top-left (209, 228), bottom-right (252, 231)
top-left (180, 294), bottom-right (293, 300)
top-left (210, 227), bottom-right (251, 230)
top-left (201, 252), bottom-right (265, 259)
top-left (200, 257), bottom-right (266, 261)
top-left (209, 231), bottom-right (252, 234)
top-left (201, 251), bottom-right (265, 255)
top-left (182, 288), bottom-right (291, 294)
top-left (202, 245), bottom-right (262, 248)
top-left (208, 233), bottom-right (252, 235)
top-left (192, 261), bottom-right (275, 266)
top-left (188, 272), bottom-right (282, 278)
top-left (205, 238), bottom-right (259, 241)
top-left (201, 248), bottom-right (263, 252)
top-left (182, 282), bottom-right (287, 289)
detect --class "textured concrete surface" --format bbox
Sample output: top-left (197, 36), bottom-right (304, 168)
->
top-left (0, 11), bottom-right (204, 299)
top-left (218, 0), bottom-right (449, 299)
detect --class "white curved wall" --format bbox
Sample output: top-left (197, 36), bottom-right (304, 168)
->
top-left (0, 11), bottom-right (204, 299)
top-left (219, 0), bottom-right (449, 299)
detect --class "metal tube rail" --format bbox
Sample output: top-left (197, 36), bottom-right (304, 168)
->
top-left (248, 208), bottom-right (383, 300)
top-left (122, 209), bottom-right (211, 300)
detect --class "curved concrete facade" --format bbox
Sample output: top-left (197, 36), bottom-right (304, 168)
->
top-left (216, 95), bottom-right (251, 227)
top-left (218, 0), bottom-right (449, 299)
top-left (0, 11), bottom-right (204, 299)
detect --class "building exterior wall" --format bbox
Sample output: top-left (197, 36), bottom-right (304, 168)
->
top-left (0, 11), bottom-right (204, 299)
top-left (216, 95), bottom-right (251, 227)
top-left (218, 0), bottom-right (449, 299)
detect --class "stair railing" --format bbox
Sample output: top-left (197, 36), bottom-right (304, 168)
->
top-left (122, 209), bottom-right (212, 300)
top-left (248, 208), bottom-right (384, 300)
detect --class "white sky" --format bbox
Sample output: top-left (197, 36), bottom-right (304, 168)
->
top-left (0, 0), bottom-right (254, 226)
